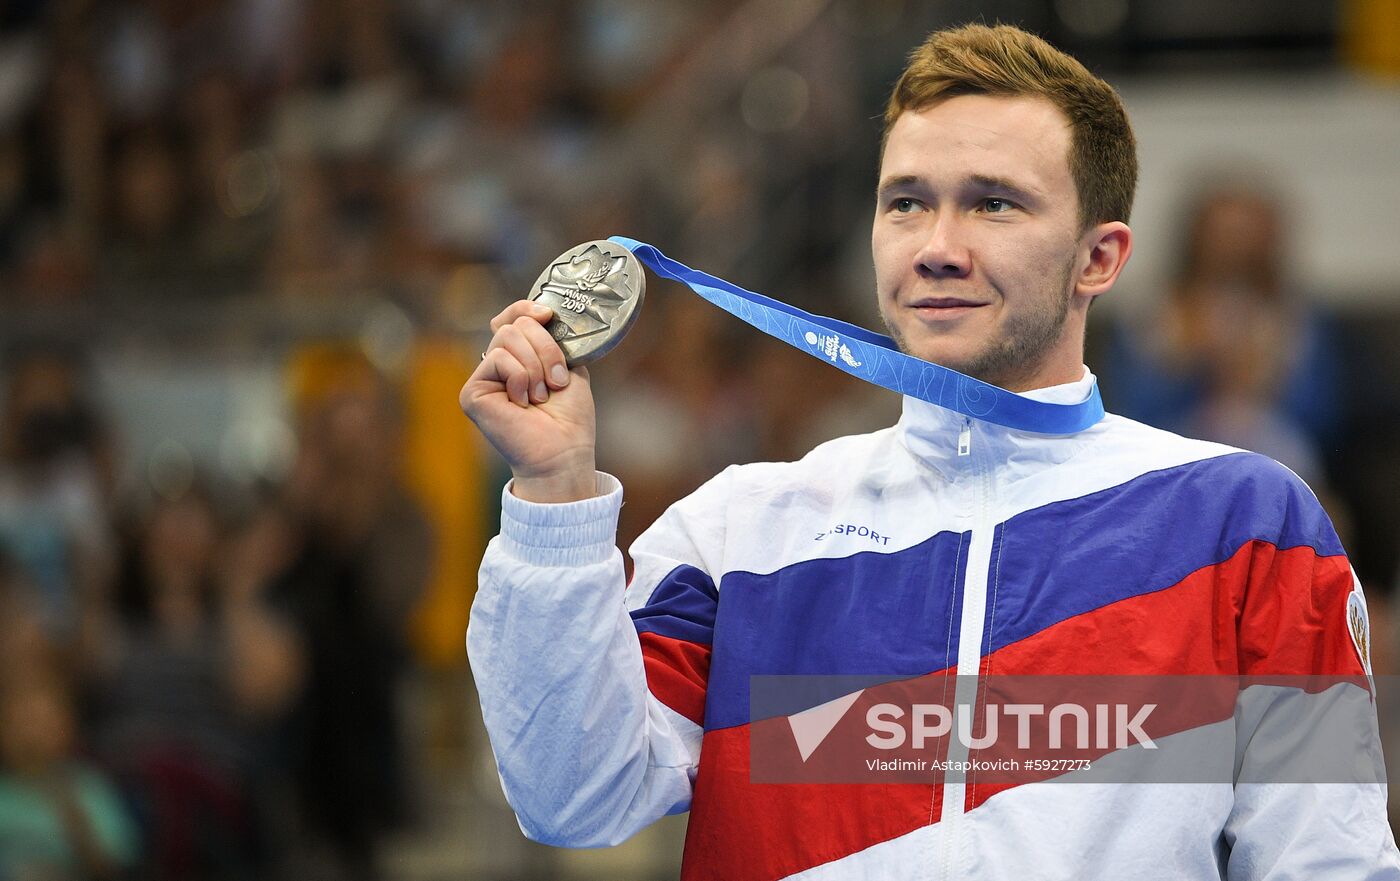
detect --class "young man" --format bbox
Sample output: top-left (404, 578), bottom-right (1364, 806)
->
top-left (461, 24), bottom-right (1400, 880)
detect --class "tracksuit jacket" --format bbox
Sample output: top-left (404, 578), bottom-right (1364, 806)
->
top-left (468, 368), bottom-right (1400, 879)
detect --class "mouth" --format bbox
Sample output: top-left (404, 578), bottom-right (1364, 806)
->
top-left (909, 298), bottom-right (987, 319)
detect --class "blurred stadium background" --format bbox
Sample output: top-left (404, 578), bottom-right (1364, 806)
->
top-left (0, 0), bottom-right (1398, 878)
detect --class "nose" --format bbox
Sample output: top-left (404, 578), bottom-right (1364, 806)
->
top-left (913, 212), bottom-right (972, 280)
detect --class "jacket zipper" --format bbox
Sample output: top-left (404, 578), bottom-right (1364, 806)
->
top-left (937, 416), bottom-right (995, 879)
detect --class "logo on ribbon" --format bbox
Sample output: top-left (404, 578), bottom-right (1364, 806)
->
top-left (803, 331), bottom-right (862, 368)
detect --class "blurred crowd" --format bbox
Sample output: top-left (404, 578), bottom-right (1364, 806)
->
top-left (1, 0), bottom-right (1399, 879)
top-left (0, 0), bottom-right (884, 312)
top-left (0, 343), bottom-right (431, 880)
top-left (0, 1), bottom-right (895, 876)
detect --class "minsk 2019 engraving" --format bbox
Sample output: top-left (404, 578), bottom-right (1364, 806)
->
top-left (528, 240), bottom-right (645, 366)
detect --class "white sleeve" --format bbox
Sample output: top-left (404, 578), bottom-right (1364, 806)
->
top-left (1222, 557), bottom-right (1400, 878)
top-left (467, 470), bottom-right (721, 848)
top-left (1223, 682), bottom-right (1400, 878)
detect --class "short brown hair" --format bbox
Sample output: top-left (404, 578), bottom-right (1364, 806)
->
top-left (884, 23), bottom-right (1137, 231)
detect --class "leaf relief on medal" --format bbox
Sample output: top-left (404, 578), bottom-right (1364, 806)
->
top-left (538, 245), bottom-right (632, 342)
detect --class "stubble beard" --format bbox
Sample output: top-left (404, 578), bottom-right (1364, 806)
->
top-left (882, 256), bottom-right (1077, 390)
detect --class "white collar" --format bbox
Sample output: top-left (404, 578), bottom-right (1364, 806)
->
top-left (896, 366), bottom-right (1099, 478)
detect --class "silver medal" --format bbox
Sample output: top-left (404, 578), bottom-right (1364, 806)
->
top-left (527, 240), bottom-right (646, 366)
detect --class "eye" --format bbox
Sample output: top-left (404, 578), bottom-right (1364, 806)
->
top-left (891, 197), bottom-right (919, 213)
top-left (981, 197), bottom-right (1018, 214)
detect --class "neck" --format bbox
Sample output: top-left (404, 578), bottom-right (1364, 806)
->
top-left (977, 324), bottom-right (1087, 392)
top-left (994, 358), bottom-right (1089, 393)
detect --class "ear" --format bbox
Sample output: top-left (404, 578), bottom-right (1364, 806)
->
top-left (1074, 222), bottom-right (1132, 300)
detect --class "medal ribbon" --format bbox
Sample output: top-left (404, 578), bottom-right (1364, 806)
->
top-left (608, 236), bottom-right (1104, 434)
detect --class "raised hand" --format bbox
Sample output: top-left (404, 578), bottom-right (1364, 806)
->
top-left (459, 301), bottom-right (598, 502)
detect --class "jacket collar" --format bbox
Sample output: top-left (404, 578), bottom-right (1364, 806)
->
top-left (896, 366), bottom-right (1099, 479)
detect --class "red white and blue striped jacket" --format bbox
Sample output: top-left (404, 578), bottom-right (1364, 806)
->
top-left (468, 369), bottom-right (1400, 880)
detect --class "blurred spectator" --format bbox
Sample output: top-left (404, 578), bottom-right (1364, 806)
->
top-left (40, 56), bottom-right (109, 256)
top-left (265, 159), bottom-right (346, 297)
top-left (101, 123), bottom-right (202, 294)
top-left (1105, 174), bottom-right (1344, 488)
top-left (266, 380), bottom-right (431, 881)
top-left (182, 70), bottom-right (270, 291)
top-left (0, 663), bottom-right (140, 881)
top-left (86, 482), bottom-right (302, 881)
top-left (0, 343), bottom-right (115, 648)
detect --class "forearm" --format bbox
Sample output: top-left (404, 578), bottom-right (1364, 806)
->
top-left (467, 473), bottom-right (694, 846)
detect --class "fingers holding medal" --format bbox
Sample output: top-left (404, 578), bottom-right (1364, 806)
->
top-left (480, 301), bottom-right (571, 406)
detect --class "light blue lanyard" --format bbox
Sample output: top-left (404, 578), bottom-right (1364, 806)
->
top-left (608, 236), bottom-right (1105, 434)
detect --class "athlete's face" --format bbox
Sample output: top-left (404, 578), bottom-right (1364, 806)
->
top-left (872, 94), bottom-right (1130, 392)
